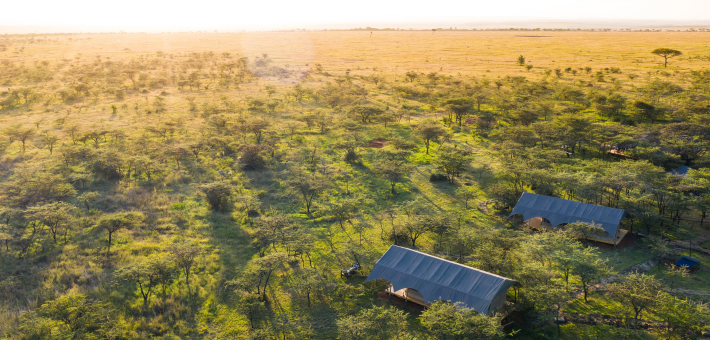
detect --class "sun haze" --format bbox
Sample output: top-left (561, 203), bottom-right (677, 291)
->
top-left (2, 0), bottom-right (710, 31)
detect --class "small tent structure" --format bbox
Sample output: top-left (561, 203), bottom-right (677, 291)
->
top-left (364, 245), bottom-right (518, 316)
top-left (674, 255), bottom-right (701, 270)
top-left (670, 166), bottom-right (692, 177)
top-left (509, 192), bottom-right (627, 245)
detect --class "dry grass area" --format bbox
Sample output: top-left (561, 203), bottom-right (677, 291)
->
top-left (5, 31), bottom-right (710, 75)
top-left (3, 30), bottom-right (707, 134)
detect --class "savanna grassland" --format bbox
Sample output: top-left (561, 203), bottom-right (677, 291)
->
top-left (1, 30), bottom-right (710, 339)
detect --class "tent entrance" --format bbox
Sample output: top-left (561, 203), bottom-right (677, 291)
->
top-left (525, 217), bottom-right (553, 230)
top-left (386, 284), bottom-right (427, 306)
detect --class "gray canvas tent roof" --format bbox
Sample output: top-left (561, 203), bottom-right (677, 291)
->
top-left (509, 192), bottom-right (626, 240)
top-left (670, 166), bottom-right (692, 177)
top-left (364, 245), bottom-right (518, 315)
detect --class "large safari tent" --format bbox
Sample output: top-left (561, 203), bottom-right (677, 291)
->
top-left (365, 245), bottom-right (518, 316)
top-left (509, 192), bottom-right (628, 246)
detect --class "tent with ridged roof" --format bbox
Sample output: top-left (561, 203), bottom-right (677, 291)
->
top-left (508, 192), bottom-right (626, 242)
top-left (364, 245), bottom-right (518, 315)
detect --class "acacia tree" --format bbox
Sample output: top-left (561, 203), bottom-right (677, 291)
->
top-left (18, 87), bottom-right (34, 104)
top-left (337, 305), bottom-right (410, 339)
top-left (378, 111), bottom-right (398, 127)
top-left (325, 198), bottom-right (358, 229)
top-left (5, 124), bottom-right (34, 153)
top-left (657, 123), bottom-right (710, 164)
top-left (651, 48), bottom-right (682, 67)
top-left (238, 144), bottom-right (268, 170)
top-left (169, 242), bottom-right (203, 294)
top-left (43, 133), bottom-right (59, 154)
top-left (402, 216), bottom-right (430, 247)
top-left (284, 121), bottom-right (305, 140)
top-left (246, 120), bottom-right (270, 144)
top-left (372, 150), bottom-right (413, 195)
top-left (238, 252), bottom-right (288, 301)
top-left (96, 212), bottom-right (143, 258)
top-left (289, 267), bottom-right (324, 308)
top-left (337, 314), bottom-right (367, 339)
top-left (123, 69), bottom-right (138, 85)
top-left (420, 301), bottom-right (506, 340)
top-left (434, 146), bottom-right (473, 184)
top-left (609, 273), bottom-right (662, 329)
top-left (234, 289), bottom-right (265, 329)
top-left (4, 165), bottom-right (76, 208)
top-left (148, 254), bottom-right (177, 302)
top-left (415, 120), bottom-right (447, 154)
top-left (165, 144), bottom-right (189, 171)
top-left (249, 214), bottom-right (294, 257)
top-left (285, 168), bottom-right (328, 214)
top-left (631, 101), bottom-right (659, 123)
top-left (405, 71), bottom-right (418, 82)
top-left (349, 105), bottom-right (384, 123)
top-left (333, 137), bottom-right (362, 163)
top-left (0, 223), bottom-right (10, 252)
top-left (25, 201), bottom-right (75, 244)
top-left (35, 293), bottom-right (110, 339)
top-left (115, 261), bottom-right (157, 307)
top-left (656, 292), bottom-right (709, 339)
top-left (456, 186), bottom-right (477, 209)
top-left (523, 276), bottom-right (570, 338)
top-left (441, 97), bottom-right (473, 127)
top-left (82, 130), bottom-right (106, 148)
top-left (472, 90), bottom-right (489, 112)
top-left (688, 168), bottom-right (710, 225)
top-left (550, 241), bottom-right (584, 289)
top-left (661, 263), bottom-right (689, 291)
top-left (571, 250), bottom-right (611, 302)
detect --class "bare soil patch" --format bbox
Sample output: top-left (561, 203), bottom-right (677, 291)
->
top-left (367, 138), bottom-right (388, 148)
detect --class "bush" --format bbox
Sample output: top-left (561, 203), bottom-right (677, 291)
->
top-left (238, 144), bottom-right (267, 170)
top-left (201, 181), bottom-right (233, 211)
top-left (343, 149), bottom-right (359, 163)
top-left (488, 183), bottom-right (522, 209)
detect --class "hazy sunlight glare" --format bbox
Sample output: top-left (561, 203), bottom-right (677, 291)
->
top-left (2, 0), bottom-right (710, 30)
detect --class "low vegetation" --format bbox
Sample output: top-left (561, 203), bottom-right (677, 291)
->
top-left (0, 31), bottom-right (709, 339)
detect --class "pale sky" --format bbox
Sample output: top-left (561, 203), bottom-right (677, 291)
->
top-left (3, 0), bottom-right (710, 31)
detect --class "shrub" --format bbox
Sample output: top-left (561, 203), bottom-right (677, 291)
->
top-left (343, 149), bottom-right (359, 163)
top-left (238, 144), bottom-right (267, 170)
top-left (488, 183), bottom-right (522, 209)
top-left (201, 181), bottom-right (233, 211)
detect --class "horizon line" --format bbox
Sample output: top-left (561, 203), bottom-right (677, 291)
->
top-left (3, 18), bottom-right (710, 34)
